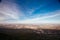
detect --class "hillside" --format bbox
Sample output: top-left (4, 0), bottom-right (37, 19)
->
top-left (0, 24), bottom-right (60, 40)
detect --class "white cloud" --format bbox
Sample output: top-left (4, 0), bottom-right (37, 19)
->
top-left (12, 10), bottom-right (60, 24)
top-left (0, 0), bottom-right (24, 21)
top-left (1, 10), bottom-right (60, 24)
top-left (0, 0), bottom-right (60, 24)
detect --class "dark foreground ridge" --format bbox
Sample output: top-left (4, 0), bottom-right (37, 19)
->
top-left (0, 28), bottom-right (60, 40)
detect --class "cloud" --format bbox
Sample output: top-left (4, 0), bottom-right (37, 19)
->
top-left (0, 0), bottom-right (60, 24)
top-left (1, 10), bottom-right (60, 24)
top-left (0, 0), bottom-right (24, 21)
top-left (27, 4), bottom-right (46, 15)
top-left (21, 10), bottom-right (60, 24)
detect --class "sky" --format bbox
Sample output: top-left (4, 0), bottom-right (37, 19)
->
top-left (0, 0), bottom-right (60, 24)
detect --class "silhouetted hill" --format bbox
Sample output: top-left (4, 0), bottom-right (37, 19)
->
top-left (0, 28), bottom-right (60, 40)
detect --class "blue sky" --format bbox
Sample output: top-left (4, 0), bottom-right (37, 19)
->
top-left (0, 0), bottom-right (60, 24)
